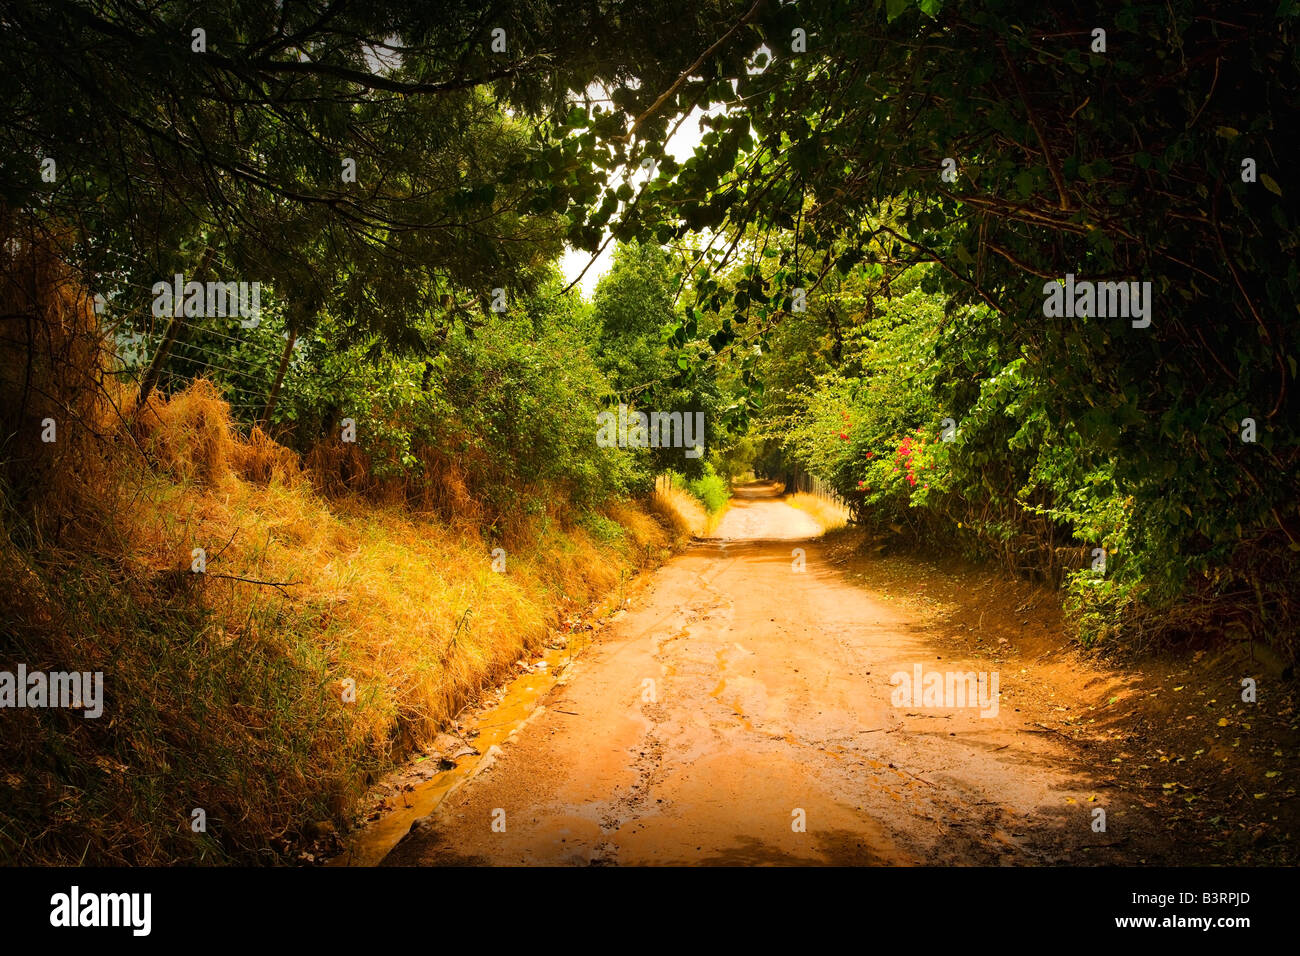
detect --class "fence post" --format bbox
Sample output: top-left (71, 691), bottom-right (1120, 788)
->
top-left (136, 245), bottom-right (215, 411)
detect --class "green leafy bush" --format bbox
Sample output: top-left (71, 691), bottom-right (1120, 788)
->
top-left (686, 463), bottom-right (730, 514)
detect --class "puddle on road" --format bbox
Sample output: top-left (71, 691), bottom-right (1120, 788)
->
top-left (327, 635), bottom-right (593, 866)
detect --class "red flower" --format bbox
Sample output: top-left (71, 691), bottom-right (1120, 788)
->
top-left (840, 432), bottom-right (849, 440)
top-left (865, 451), bottom-right (873, 458)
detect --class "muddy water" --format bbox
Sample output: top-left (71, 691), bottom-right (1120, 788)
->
top-left (329, 635), bottom-right (595, 866)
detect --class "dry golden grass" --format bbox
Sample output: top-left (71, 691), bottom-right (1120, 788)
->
top-left (135, 382), bottom-right (672, 765)
top-left (133, 378), bottom-right (237, 486)
top-left (650, 482), bottom-right (727, 537)
top-left (233, 425), bottom-right (302, 485)
top-left (1, 379), bottom-right (678, 864)
top-left (785, 491), bottom-right (851, 531)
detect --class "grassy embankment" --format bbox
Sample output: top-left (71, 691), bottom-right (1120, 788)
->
top-left (1, 376), bottom-right (695, 864)
top-left (785, 492), bottom-right (851, 532)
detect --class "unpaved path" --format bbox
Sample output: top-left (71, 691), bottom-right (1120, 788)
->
top-left (382, 482), bottom-right (1169, 865)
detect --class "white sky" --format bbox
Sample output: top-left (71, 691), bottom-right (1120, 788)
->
top-left (557, 42), bottom-right (772, 300)
top-left (559, 105), bottom-right (714, 299)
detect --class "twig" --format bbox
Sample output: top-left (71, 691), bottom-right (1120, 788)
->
top-left (452, 606), bottom-right (473, 641)
top-left (1024, 722), bottom-right (1072, 738)
top-left (999, 41), bottom-right (1070, 211)
top-left (205, 572), bottom-right (300, 598)
top-left (986, 242), bottom-right (1058, 279)
top-left (211, 529), bottom-right (238, 561)
top-left (896, 767), bottom-right (935, 787)
top-left (619, 0), bottom-right (764, 143)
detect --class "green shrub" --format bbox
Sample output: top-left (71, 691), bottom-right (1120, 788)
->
top-left (687, 463), bottom-right (730, 514)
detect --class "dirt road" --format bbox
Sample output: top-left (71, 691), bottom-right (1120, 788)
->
top-left (382, 482), bottom-right (1166, 865)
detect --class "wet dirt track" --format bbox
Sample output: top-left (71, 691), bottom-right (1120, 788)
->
top-left (383, 482), bottom-right (1159, 866)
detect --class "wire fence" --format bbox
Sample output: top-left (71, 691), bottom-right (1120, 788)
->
top-left (100, 300), bottom-right (297, 428)
top-left (785, 467), bottom-right (848, 510)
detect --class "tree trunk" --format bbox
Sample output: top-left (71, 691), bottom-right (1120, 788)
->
top-left (260, 328), bottom-right (297, 427)
top-left (136, 245), bottom-right (214, 410)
